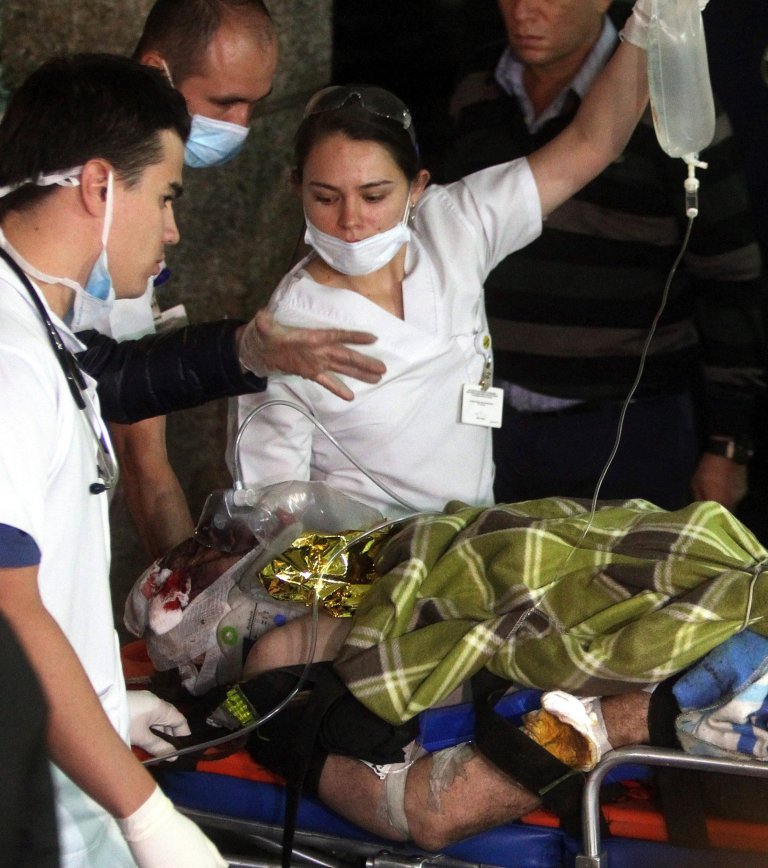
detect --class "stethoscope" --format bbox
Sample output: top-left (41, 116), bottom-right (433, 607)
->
top-left (0, 247), bottom-right (119, 495)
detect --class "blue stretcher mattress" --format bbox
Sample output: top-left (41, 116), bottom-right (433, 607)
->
top-left (156, 765), bottom-right (768, 867)
top-left (152, 687), bottom-right (768, 867)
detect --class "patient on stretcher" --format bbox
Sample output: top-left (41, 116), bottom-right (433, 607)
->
top-left (125, 490), bottom-right (768, 850)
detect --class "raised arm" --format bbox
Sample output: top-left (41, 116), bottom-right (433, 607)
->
top-left (528, 3), bottom-right (651, 217)
top-left (109, 416), bottom-right (195, 558)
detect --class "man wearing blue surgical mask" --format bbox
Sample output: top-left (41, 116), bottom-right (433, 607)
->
top-left (135, 0), bottom-right (278, 169)
top-left (106, 0), bottom-right (279, 559)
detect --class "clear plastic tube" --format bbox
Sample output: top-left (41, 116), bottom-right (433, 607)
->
top-left (647, 0), bottom-right (715, 161)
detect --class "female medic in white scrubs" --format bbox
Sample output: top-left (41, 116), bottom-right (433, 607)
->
top-left (235, 10), bottom-right (653, 519)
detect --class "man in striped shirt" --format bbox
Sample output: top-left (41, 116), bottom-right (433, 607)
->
top-left (440, 0), bottom-right (765, 512)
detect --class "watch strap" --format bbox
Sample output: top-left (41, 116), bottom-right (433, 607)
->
top-left (704, 437), bottom-right (754, 465)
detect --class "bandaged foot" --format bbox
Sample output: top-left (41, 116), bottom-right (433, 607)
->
top-left (522, 692), bottom-right (612, 772)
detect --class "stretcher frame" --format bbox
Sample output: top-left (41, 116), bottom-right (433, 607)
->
top-left (576, 745), bottom-right (768, 867)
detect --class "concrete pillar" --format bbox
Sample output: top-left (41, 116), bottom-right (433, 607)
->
top-left (0, 0), bottom-right (333, 628)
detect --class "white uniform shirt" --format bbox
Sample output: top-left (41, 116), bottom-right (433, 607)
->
top-left (235, 158), bottom-right (542, 518)
top-left (0, 258), bottom-right (133, 866)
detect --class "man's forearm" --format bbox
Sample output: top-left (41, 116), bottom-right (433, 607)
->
top-left (109, 416), bottom-right (195, 558)
top-left (77, 320), bottom-right (266, 424)
top-left (0, 568), bottom-right (156, 819)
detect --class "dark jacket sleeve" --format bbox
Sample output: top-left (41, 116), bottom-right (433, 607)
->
top-left (76, 319), bottom-right (267, 424)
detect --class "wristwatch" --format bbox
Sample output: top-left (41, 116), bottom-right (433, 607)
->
top-left (704, 437), bottom-right (755, 465)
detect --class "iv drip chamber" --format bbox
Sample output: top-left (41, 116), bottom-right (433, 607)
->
top-left (647, 0), bottom-right (716, 161)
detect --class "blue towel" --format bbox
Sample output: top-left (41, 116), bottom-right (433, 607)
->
top-left (673, 630), bottom-right (768, 759)
top-left (673, 629), bottom-right (768, 711)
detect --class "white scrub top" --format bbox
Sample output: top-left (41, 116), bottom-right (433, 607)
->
top-left (235, 158), bottom-right (542, 518)
top-left (0, 259), bottom-right (134, 866)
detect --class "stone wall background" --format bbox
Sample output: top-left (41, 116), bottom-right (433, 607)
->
top-left (0, 0), bottom-right (332, 630)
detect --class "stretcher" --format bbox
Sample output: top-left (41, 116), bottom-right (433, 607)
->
top-left (123, 642), bottom-right (768, 867)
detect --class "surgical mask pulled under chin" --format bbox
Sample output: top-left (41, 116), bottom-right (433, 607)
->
top-left (0, 169), bottom-right (117, 334)
top-left (304, 203), bottom-right (412, 276)
top-left (184, 114), bottom-right (249, 168)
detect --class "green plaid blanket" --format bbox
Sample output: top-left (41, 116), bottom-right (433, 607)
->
top-left (334, 498), bottom-right (768, 725)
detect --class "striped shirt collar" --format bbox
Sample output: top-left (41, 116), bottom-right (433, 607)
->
top-left (494, 17), bottom-right (618, 133)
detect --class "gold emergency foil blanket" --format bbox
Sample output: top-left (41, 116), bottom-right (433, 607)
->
top-left (259, 528), bottom-right (392, 617)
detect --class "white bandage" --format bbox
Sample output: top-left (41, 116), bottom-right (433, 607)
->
top-left (363, 740), bottom-right (426, 838)
top-left (540, 691), bottom-right (613, 771)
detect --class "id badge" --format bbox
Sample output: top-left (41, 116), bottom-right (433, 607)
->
top-left (461, 384), bottom-right (504, 428)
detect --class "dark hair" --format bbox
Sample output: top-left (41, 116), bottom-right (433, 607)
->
top-left (293, 108), bottom-right (421, 184)
top-left (0, 54), bottom-right (190, 218)
top-left (133, 0), bottom-right (274, 84)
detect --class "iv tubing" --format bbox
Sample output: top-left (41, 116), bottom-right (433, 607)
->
top-left (589, 216), bottom-right (695, 514)
top-left (142, 513), bottom-right (408, 765)
top-left (144, 399), bottom-right (428, 762)
top-left (539, 210), bottom-right (697, 595)
top-left (234, 398), bottom-right (421, 514)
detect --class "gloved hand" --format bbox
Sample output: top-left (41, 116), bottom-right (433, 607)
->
top-left (621, 0), bottom-right (710, 49)
top-left (117, 785), bottom-right (228, 868)
top-left (237, 309), bottom-right (386, 401)
top-left (126, 690), bottom-right (191, 759)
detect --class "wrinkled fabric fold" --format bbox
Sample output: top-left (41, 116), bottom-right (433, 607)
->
top-left (335, 498), bottom-right (768, 724)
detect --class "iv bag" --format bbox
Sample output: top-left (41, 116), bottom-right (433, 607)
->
top-left (647, 0), bottom-right (715, 160)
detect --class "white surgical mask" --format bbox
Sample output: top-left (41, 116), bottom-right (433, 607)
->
top-left (304, 200), bottom-right (412, 276)
top-left (0, 167), bottom-right (116, 333)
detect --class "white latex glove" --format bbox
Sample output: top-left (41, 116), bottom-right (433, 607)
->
top-left (621, 0), bottom-right (710, 49)
top-left (237, 309), bottom-right (385, 401)
top-left (127, 690), bottom-right (191, 759)
top-left (117, 785), bottom-right (228, 868)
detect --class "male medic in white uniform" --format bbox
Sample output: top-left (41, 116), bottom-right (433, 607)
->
top-left (0, 53), bottom-right (239, 867)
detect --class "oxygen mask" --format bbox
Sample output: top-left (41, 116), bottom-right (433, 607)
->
top-left (193, 486), bottom-right (258, 554)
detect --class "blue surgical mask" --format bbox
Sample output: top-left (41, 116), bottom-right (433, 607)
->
top-left (159, 60), bottom-right (249, 169)
top-left (303, 200), bottom-right (413, 276)
top-left (0, 167), bottom-right (116, 333)
top-left (184, 113), bottom-right (250, 168)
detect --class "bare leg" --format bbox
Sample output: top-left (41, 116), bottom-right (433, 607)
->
top-left (242, 613), bottom-right (351, 680)
top-left (601, 691), bottom-right (650, 747)
top-left (318, 690), bottom-right (652, 851)
top-left (318, 747), bottom-right (540, 851)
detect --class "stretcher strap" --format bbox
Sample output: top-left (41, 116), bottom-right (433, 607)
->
top-left (648, 674), bottom-right (711, 848)
top-left (275, 665), bottom-right (344, 868)
top-left (472, 671), bottom-right (585, 836)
